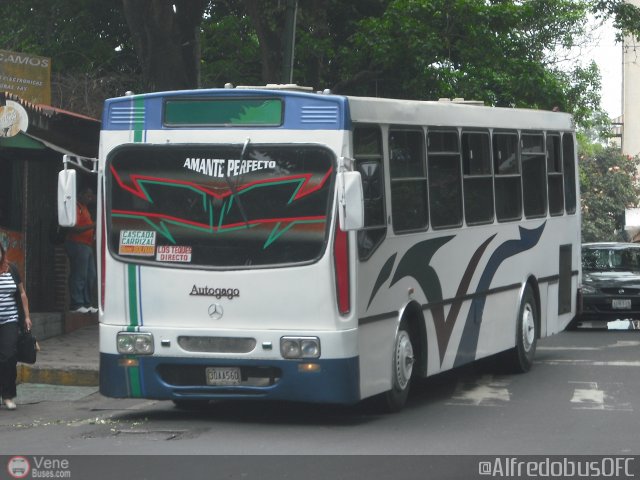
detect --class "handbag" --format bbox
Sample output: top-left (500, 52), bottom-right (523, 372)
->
top-left (16, 329), bottom-right (38, 364)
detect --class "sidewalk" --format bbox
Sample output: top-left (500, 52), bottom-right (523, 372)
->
top-left (17, 324), bottom-right (99, 387)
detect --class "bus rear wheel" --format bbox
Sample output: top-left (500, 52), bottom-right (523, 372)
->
top-left (379, 321), bottom-right (415, 413)
top-left (507, 285), bottom-right (538, 373)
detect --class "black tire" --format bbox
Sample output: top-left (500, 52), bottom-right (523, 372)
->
top-left (377, 321), bottom-right (415, 413)
top-left (507, 285), bottom-right (538, 373)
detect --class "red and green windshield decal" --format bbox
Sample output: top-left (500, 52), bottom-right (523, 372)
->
top-left (107, 144), bottom-right (334, 267)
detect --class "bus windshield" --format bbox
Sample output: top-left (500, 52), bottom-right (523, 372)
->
top-left (107, 144), bottom-right (334, 268)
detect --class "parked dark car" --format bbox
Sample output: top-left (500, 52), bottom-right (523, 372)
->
top-left (575, 242), bottom-right (640, 329)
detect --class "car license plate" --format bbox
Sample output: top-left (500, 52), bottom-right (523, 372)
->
top-left (612, 299), bottom-right (632, 309)
top-left (206, 367), bottom-right (241, 386)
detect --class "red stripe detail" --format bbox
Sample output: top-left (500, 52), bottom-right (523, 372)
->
top-left (111, 210), bottom-right (326, 230)
top-left (110, 165), bottom-right (333, 202)
top-left (334, 217), bottom-right (350, 315)
top-left (101, 197), bottom-right (106, 310)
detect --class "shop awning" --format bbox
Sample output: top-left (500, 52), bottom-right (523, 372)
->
top-left (0, 92), bottom-right (100, 158)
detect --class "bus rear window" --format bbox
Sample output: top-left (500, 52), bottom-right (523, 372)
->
top-left (107, 144), bottom-right (334, 268)
top-left (164, 98), bottom-right (283, 126)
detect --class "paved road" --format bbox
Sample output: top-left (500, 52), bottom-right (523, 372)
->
top-left (2, 329), bottom-right (639, 462)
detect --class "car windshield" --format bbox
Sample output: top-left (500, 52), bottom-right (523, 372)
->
top-left (582, 246), bottom-right (640, 272)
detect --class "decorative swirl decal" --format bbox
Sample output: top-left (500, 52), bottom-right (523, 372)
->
top-left (453, 222), bottom-right (546, 367)
top-left (365, 222), bottom-right (546, 366)
top-left (367, 253), bottom-right (397, 310)
top-left (387, 235), bottom-right (494, 365)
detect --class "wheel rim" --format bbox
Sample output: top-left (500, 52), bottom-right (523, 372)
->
top-left (394, 330), bottom-right (414, 390)
top-left (521, 303), bottom-right (536, 352)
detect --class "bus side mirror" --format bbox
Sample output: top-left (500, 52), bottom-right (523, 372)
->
top-left (337, 171), bottom-right (364, 231)
top-left (58, 169), bottom-right (77, 227)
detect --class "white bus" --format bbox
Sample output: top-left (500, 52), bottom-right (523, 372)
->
top-left (65, 86), bottom-right (580, 411)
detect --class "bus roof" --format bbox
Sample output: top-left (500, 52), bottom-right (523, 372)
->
top-left (102, 87), bottom-right (574, 133)
top-left (345, 95), bottom-right (574, 131)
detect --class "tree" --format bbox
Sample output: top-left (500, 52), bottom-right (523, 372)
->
top-left (121, 0), bottom-right (207, 91)
top-left (0, 0), bottom-right (138, 117)
top-left (579, 144), bottom-right (640, 242)
top-left (2, 0), bottom-right (640, 125)
top-left (325, 2), bottom-right (599, 108)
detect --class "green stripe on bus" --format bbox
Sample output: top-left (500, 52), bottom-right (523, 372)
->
top-left (134, 95), bottom-right (144, 143)
top-left (127, 365), bottom-right (142, 397)
top-left (127, 264), bottom-right (139, 328)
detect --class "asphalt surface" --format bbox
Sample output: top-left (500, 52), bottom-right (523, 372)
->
top-left (12, 321), bottom-right (635, 407)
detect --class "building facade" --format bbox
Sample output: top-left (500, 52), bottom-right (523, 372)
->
top-left (0, 92), bottom-right (99, 337)
top-left (622, 0), bottom-right (640, 157)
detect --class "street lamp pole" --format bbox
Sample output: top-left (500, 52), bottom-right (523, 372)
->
top-left (281, 0), bottom-right (298, 84)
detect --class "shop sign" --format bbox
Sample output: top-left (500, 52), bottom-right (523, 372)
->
top-left (0, 49), bottom-right (51, 105)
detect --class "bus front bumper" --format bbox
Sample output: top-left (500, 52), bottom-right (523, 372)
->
top-left (100, 353), bottom-right (361, 405)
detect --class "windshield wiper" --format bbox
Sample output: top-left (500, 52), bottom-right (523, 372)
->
top-left (222, 138), bottom-right (251, 228)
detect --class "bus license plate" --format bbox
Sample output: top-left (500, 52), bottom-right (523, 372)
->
top-left (206, 367), bottom-right (241, 386)
top-left (612, 299), bottom-right (632, 309)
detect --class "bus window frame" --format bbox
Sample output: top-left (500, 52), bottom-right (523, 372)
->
top-left (427, 127), bottom-right (464, 230)
top-left (546, 132), bottom-right (565, 217)
top-left (562, 133), bottom-right (577, 215)
top-left (388, 126), bottom-right (429, 234)
top-left (353, 124), bottom-right (387, 261)
top-left (493, 129), bottom-right (523, 223)
top-left (461, 128), bottom-right (494, 226)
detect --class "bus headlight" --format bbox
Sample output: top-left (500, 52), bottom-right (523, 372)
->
top-left (117, 332), bottom-right (154, 355)
top-left (280, 337), bottom-right (320, 359)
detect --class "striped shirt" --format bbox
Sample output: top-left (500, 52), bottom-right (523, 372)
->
top-left (0, 271), bottom-right (19, 324)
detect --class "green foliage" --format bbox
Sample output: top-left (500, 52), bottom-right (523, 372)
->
top-left (579, 144), bottom-right (640, 242)
top-left (0, 0), bottom-right (134, 73)
top-left (200, 6), bottom-right (262, 87)
top-left (0, 0), bottom-right (139, 116)
top-left (0, 0), bottom-right (638, 128)
top-left (593, 0), bottom-right (640, 40)
top-left (331, 1), bottom-right (602, 114)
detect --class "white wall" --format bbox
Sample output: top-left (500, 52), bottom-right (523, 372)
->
top-left (623, 0), bottom-right (640, 157)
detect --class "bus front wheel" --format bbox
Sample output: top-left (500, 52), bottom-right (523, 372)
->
top-left (379, 321), bottom-right (415, 412)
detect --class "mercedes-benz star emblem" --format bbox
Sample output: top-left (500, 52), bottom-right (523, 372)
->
top-left (619, 289), bottom-right (625, 294)
top-left (208, 303), bottom-right (224, 319)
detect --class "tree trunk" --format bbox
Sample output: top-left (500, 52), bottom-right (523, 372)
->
top-left (242, 0), bottom-right (285, 84)
top-left (121, 0), bottom-right (206, 91)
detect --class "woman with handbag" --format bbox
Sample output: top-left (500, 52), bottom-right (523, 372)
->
top-left (0, 242), bottom-right (32, 410)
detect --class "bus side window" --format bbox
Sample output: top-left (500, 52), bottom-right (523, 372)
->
top-left (562, 133), bottom-right (577, 214)
top-left (493, 131), bottom-right (522, 222)
top-left (546, 133), bottom-right (564, 216)
top-left (521, 132), bottom-right (547, 218)
top-left (428, 129), bottom-right (463, 229)
top-left (389, 129), bottom-right (428, 233)
top-left (462, 130), bottom-right (493, 225)
top-left (354, 126), bottom-right (386, 260)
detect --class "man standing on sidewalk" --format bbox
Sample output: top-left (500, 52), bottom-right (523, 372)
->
top-left (65, 185), bottom-right (97, 314)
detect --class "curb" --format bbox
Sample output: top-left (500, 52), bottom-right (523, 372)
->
top-left (17, 364), bottom-right (99, 387)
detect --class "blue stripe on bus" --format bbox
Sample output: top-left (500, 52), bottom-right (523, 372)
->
top-left (102, 89), bottom-right (349, 131)
top-left (99, 353), bottom-right (360, 405)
